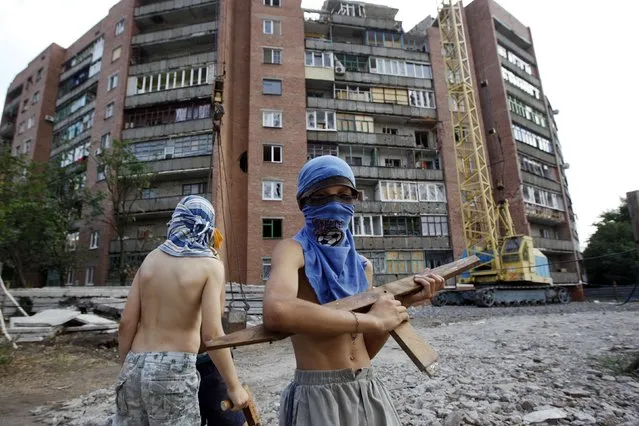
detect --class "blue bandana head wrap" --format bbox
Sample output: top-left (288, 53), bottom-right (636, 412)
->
top-left (159, 195), bottom-right (217, 258)
top-left (293, 156), bottom-right (369, 304)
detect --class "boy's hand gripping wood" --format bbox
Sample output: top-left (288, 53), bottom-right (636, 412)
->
top-left (206, 256), bottom-right (480, 374)
top-left (221, 384), bottom-right (261, 426)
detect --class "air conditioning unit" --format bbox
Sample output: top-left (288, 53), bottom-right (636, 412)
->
top-left (335, 64), bottom-right (346, 74)
top-left (44, 115), bottom-right (55, 123)
top-left (164, 147), bottom-right (174, 159)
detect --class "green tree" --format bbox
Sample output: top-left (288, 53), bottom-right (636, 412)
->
top-left (94, 139), bottom-right (150, 286)
top-left (0, 151), bottom-right (98, 287)
top-left (583, 198), bottom-right (638, 285)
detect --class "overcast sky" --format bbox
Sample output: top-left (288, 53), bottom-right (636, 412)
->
top-left (1, 0), bottom-right (636, 249)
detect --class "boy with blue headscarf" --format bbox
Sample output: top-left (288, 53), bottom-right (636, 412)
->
top-left (114, 195), bottom-right (248, 425)
top-left (263, 156), bottom-right (445, 426)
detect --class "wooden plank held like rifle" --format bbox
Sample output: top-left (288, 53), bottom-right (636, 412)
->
top-left (206, 256), bottom-right (480, 376)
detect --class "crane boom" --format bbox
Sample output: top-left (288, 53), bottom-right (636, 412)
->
top-left (438, 0), bottom-right (502, 274)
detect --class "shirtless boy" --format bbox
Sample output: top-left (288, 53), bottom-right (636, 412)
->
top-left (114, 195), bottom-right (248, 425)
top-left (263, 156), bottom-right (445, 425)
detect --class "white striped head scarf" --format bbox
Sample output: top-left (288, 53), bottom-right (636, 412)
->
top-left (158, 195), bottom-right (216, 258)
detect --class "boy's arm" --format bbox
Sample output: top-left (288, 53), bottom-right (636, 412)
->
top-left (118, 271), bottom-right (141, 364)
top-left (264, 240), bottom-right (402, 336)
top-left (362, 259), bottom-right (392, 359)
top-left (201, 259), bottom-right (243, 393)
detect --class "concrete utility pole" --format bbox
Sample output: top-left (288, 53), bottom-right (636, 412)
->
top-left (628, 191), bottom-right (639, 256)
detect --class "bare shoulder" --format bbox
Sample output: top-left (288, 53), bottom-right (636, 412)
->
top-left (272, 238), bottom-right (304, 266)
top-left (202, 255), bottom-right (225, 280)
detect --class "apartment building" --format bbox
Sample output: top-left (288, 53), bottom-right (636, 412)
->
top-left (464, 0), bottom-right (581, 283)
top-left (0, 0), bottom-right (579, 287)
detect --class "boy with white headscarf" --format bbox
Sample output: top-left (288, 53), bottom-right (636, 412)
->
top-left (114, 195), bottom-right (248, 425)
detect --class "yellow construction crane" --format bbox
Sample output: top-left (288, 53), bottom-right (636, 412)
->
top-left (433, 0), bottom-right (569, 307)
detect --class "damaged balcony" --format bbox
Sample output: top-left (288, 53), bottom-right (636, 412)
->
top-left (0, 122), bottom-right (15, 138)
top-left (129, 52), bottom-right (216, 76)
top-left (521, 172), bottom-right (561, 193)
top-left (336, 71), bottom-right (432, 90)
top-left (357, 200), bottom-right (447, 216)
top-left (354, 236), bottom-right (450, 251)
top-left (533, 237), bottom-right (575, 254)
top-left (125, 85), bottom-right (212, 108)
top-left (550, 272), bottom-right (579, 284)
top-left (144, 156), bottom-right (212, 181)
top-left (307, 97), bottom-right (436, 120)
top-left (126, 193), bottom-right (211, 219)
top-left (525, 203), bottom-right (566, 225)
top-left (305, 39), bottom-right (429, 63)
top-left (122, 101), bottom-right (212, 140)
top-left (135, 0), bottom-right (219, 32)
top-left (131, 21), bottom-right (218, 63)
top-left (307, 130), bottom-right (420, 148)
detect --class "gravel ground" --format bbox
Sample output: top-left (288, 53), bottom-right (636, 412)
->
top-left (32, 302), bottom-right (639, 425)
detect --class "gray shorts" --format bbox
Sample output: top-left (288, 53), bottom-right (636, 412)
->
top-left (112, 351), bottom-right (200, 426)
top-left (279, 368), bottom-right (401, 426)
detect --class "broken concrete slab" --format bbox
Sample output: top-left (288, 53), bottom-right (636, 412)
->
top-left (523, 408), bottom-right (568, 424)
top-left (11, 309), bottom-right (80, 328)
top-left (73, 313), bottom-right (117, 326)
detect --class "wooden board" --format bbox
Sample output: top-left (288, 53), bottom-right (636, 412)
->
top-left (389, 322), bottom-right (439, 377)
top-left (10, 309), bottom-right (80, 328)
top-left (205, 256), bottom-right (480, 350)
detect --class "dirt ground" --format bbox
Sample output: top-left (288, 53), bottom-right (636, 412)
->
top-left (0, 334), bottom-right (121, 426)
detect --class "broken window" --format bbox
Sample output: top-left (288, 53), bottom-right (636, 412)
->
top-left (262, 181), bottom-right (283, 200)
top-left (263, 144), bottom-right (282, 163)
top-left (262, 110), bottom-right (282, 128)
top-left (306, 110), bottom-right (336, 130)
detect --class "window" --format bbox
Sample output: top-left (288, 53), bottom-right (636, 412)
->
top-left (18, 121), bottom-right (25, 134)
top-left (32, 91), bottom-right (40, 105)
top-left (36, 68), bottom-right (43, 82)
top-left (85, 266), bottom-right (95, 286)
top-left (421, 216), bottom-right (449, 236)
top-left (14, 145), bottom-right (21, 156)
top-left (107, 73), bottom-right (119, 91)
top-left (263, 144), bottom-right (282, 163)
top-left (512, 124), bottom-right (553, 153)
top-left (89, 231), bottom-right (100, 249)
top-left (386, 251), bottom-right (425, 274)
top-left (336, 114), bottom-right (374, 133)
top-left (508, 96), bottom-right (546, 127)
top-left (101, 133), bottom-right (112, 149)
top-left (371, 87), bottom-right (408, 105)
top-left (182, 182), bottom-right (207, 195)
top-left (262, 110), bottom-right (282, 128)
top-left (306, 110), bottom-right (336, 130)
top-left (382, 127), bottom-right (398, 135)
top-left (338, 2), bottom-right (365, 16)
top-left (417, 183), bottom-right (446, 202)
top-left (501, 67), bottom-right (540, 99)
top-left (141, 188), bottom-right (157, 199)
top-left (263, 79), bottom-right (282, 95)
top-left (264, 0), bottom-right (280, 6)
top-left (263, 48), bottom-right (282, 64)
top-left (383, 217), bottom-right (421, 236)
top-left (498, 44), bottom-right (533, 75)
top-left (97, 165), bottom-right (106, 181)
top-left (305, 51), bottom-right (333, 68)
top-left (27, 116), bottom-right (35, 129)
top-left (520, 156), bottom-right (555, 180)
top-left (307, 144), bottom-right (338, 160)
top-left (351, 215), bottom-right (383, 236)
top-left (335, 85), bottom-right (371, 102)
top-left (115, 18), bottom-right (125, 36)
top-left (263, 19), bottom-right (281, 35)
top-left (23, 140), bottom-right (32, 154)
top-left (409, 90), bottom-right (436, 108)
top-left (262, 218), bottom-right (283, 239)
top-left (369, 58), bottom-right (432, 79)
top-left (131, 65), bottom-right (212, 95)
top-left (105, 102), bottom-right (114, 119)
top-left (379, 181), bottom-right (418, 202)
top-left (262, 257), bottom-right (272, 280)
top-left (112, 46), bottom-right (122, 62)
top-left (523, 185), bottom-right (564, 211)
top-left (262, 181), bottom-right (283, 200)
top-left (366, 31), bottom-right (402, 48)
top-left (384, 158), bottom-right (401, 167)
top-left (415, 131), bottom-right (434, 148)
top-left (66, 269), bottom-right (76, 286)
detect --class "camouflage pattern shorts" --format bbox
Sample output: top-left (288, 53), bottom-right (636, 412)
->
top-left (112, 351), bottom-right (200, 426)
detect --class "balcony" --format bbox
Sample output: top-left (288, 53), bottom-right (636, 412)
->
top-left (525, 203), bottom-right (566, 225)
top-left (305, 39), bottom-right (430, 63)
top-left (357, 200), bottom-right (447, 216)
top-left (3, 96), bottom-right (20, 114)
top-left (53, 101), bottom-right (96, 132)
top-left (533, 237), bottom-right (575, 253)
top-left (56, 75), bottom-right (99, 108)
top-left (351, 166), bottom-right (442, 181)
top-left (499, 56), bottom-right (541, 88)
top-left (354, 236), bottom-right (450, 251)
top-left (307, 97), bottom-right (436, 120)
top-left (516, 142), bottom-right (555, 164)
top-left (496, 33), bottom-right (536, 65)
top-left (307, 130), bottom-right (420, 148)
top-left (510, 114), bottom-right (551, 139)
top-left (328, 13), bottom-right (403, 32)
top-left (125, 85), bottom-right (213, 108)
top-left (122, 118), bottom-right (211, 141)
top-left (109, 237), bottom-right (165, 254)
top-left (521, 172), bottom-right (561, 192)
top-left (132, 22), bottom-right (218, 61)
top-left (127, 193), bottom-right (211, 218)
top-left (0, 122), bottom-right (15, 138)
top-left (336, 71), bottom-right (432, 90)
top-left (503, 84), bottom-right (545, 112)
top-left (551, 271), bottom-right (579, 284)
top-left (129, 51), bottom-right (216, 76)
top-left (59, 56), bottom-right (92, 83)
top-left (144, 155), bottom-right (212, 181)
top-left (135, 0), bottom-right (219, 31)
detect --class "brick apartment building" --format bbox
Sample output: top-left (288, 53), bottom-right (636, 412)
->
top-left (0, 0), bottom-right (580, 287)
